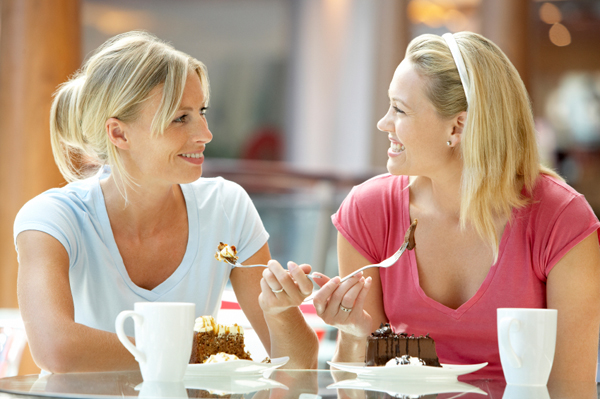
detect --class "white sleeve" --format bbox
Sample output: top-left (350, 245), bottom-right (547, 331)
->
top-left (13, 192), bottom-right (80, 266)
top-left (218, 180), bottom-right (269, 263)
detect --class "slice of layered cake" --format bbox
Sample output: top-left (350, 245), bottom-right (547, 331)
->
top-left (215, 242), bottom-right (239, 264)
top-left (189, 316), bottom-right (252, 364)
top-left (365, 323), bottom-right (441, 367)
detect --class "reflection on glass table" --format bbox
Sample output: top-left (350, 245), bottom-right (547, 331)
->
top-left (0, 369), bottom-right (599, 399)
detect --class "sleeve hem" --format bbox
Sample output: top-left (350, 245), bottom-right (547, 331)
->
top-left (544, 223), bottom-right (600, 278)
top-left (332, 215), bottom-right (378, 264)
top-left (14, 224), bottom-right (71, 261)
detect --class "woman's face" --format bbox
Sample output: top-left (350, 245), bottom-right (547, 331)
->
top-left (377, 59), bottom-right (457, 178)
top-left (121, 71), bottom-right (213, 187)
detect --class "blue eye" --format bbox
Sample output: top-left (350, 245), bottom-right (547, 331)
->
top-left (174, 114), bottom-right (188, 123)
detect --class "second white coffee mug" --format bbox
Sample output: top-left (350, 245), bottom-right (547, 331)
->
top-left (116, 302), bottom-right (195, 382)
top-left (497, 308), bottom-right (557, 386)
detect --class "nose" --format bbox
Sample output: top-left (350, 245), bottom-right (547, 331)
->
top-left (194, 116), bottom-right (213, 144)
top-left (377, 107), bottom-right (393, 133)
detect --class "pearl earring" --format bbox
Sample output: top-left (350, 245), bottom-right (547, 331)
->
top-left (447, 141), bottom-right (452, 146)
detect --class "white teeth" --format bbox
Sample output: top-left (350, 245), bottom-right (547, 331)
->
top-left (182, 153), bottom-right (201, 158)
top-left (390, 142), bottom-right (405, 153)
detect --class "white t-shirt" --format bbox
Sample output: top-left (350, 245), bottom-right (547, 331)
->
top-left (14, 170), bottom-right (269, 337)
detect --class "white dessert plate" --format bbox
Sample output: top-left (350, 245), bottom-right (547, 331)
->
top-left (186, 356), bottom-right (289, 376)
top-left (328, 378), bottom-right (487, 396)
top-left (327, 361), bottom-right (488, 380)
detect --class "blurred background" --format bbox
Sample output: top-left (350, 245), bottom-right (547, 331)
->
top-left (1, 0), bottom-right (599, 375)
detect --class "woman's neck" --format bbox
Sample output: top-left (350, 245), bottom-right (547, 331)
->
top-left (410, 167), bottom-right (463, 221)
top-left (100, 176), bottom-right (186, 237)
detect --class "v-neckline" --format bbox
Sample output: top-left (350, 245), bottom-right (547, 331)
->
top-left (403, 176), bottom-right (511, 318)
top-left (93, 176), bottom-right (199, 300)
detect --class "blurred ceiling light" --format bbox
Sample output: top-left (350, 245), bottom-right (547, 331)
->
top-left (444, 9), bottom-right (468, 32)
top-left (433, 0), bottom-right (454, 9)
top-left (539, 2), bottom-right (562, 24)
top-left (452, 0), bottom-right (481, 6)
top-left (549, 23), bottom-right (571, 46)
top-left (84, 4), bottom-right (155, 35)
top-left (408, 0), bottom-right (446, 28)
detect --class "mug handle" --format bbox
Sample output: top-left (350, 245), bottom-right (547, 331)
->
top-left (115, 310), bottom-right (146, 363)
top-left (499, 317), bottom-right (522, 368)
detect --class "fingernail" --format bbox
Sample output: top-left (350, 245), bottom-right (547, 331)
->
top-left (288, 262), bottom-right (297, 271)
top-left (311, 274), bottom-right (322, 279)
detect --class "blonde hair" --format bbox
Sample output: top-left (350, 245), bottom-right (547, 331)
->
top-left (50, 31), bottom-right (209, 197)
top-left (406, 32), bottom-right (561, 261)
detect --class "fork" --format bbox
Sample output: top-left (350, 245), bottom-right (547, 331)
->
top-left (338, 218), bottom-right (418, 283)
top-left (339, 241), bottom-right (409, 283)
top-left (226, 219), bottom-right (417, 302)
top-left (224, 259), bottom-right (322, 282)
top-left (224, 260), bottom-right (267, 268)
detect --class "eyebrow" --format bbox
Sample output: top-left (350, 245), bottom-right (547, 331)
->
top-left (178, 105), bottom-right (206, 111)
top-left (389, 95), bottom-right (411, 110)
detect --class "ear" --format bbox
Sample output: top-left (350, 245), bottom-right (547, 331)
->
top-left (106, 118), bottom-right (129, 150)
top-left (448, 111), bottom-right (467, 146)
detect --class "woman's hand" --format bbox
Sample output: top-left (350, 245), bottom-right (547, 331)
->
top-left (311, 271), bottom-right (373, 339)
top-left (257, 260), bottom-right (320, 368)
top-left (258, 260), bottom-right (314, 315)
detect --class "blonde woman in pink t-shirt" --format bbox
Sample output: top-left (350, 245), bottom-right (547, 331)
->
top-left (292, 32), bottom-right (600, 382)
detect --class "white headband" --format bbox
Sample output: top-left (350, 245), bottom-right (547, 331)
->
top-left (442, 33), bottom-right (470, 106)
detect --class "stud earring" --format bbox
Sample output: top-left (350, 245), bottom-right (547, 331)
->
top-left (447, 141), bottom-right (452, 146)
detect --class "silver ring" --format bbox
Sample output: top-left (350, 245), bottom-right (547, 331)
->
top-left (340, 305), bottom-right (352, 312)
top-left (271, 288), bottom-right (284, 294)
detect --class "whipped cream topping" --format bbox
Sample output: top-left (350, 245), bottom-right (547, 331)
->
top-left (214, 242), bottom-right (239, 264)
top-left (204, 352), bottom-right (239, 363)
top-left (194, 315), bottom-right (216, 332)
top-left (193, 315), bottom-right (244, 335)
top-left (385, 355), bottom-right (425, 367)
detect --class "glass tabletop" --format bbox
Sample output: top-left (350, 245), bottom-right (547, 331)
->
top-left (0, 369), bottom-right (598, 399)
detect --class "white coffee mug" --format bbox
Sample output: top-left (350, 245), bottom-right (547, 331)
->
top-left (497, 308), bottom-right (557, 386)
top-left (116, 302), bottom-right (195, 382)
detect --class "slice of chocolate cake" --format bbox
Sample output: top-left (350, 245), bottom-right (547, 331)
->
top-left (189, 316), bottom-right (252, 364)
top-left (365, 323), bottom-right (441, 367)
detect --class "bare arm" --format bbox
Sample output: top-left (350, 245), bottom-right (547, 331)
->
top-left (257, 259), bottom-right (319, 369)
top-left (547, 231), bottom-right (600, 382)
top-left (231, 243), bottom-right (319, 368)
top-left (230, 243), bottom-right (272, 355)
top-left (312, 233), bottom-right (388, 363)
top-left (16, 230), bottom-right (138, 373)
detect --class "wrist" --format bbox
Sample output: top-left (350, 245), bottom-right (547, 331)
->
top-left (339, 330), bottom-right (368, 344)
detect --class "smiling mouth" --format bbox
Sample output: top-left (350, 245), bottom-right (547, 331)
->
top-left (180, 153), bottom-right (203, 159)
top-left (390, 142), bottom-right (405, 153)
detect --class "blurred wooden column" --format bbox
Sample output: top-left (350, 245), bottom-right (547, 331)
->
top-left (0, 0), bottom-right (81, 373)
top-left (481, 0), bottom-right (531, 90)
top-left (0, 0), bottom-right (80, 306)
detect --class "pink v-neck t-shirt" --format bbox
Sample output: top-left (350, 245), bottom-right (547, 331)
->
top-left (332, 173), bottom-right (600, 377)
